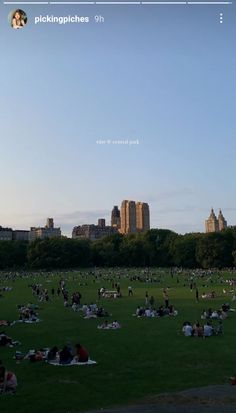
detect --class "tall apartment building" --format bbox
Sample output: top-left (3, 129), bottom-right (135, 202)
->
top-left (29, 218), bottom-right (61, 241)
top-left (120, 200), bottom-right (137, 234)
top-left (205, 208), bottom-right (227, 233)
top-left (111, 206), bottom-right (121, 228)
top-left (120, 200), bottom-right (150, 234)
top-left (136, 202), bottom-right (150, 232)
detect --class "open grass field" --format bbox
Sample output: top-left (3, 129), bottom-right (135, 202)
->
top-left (0, 268), bottom-right (236, 413)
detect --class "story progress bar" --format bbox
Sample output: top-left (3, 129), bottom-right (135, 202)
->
top-left (3, 1), bottom-right (233, 4)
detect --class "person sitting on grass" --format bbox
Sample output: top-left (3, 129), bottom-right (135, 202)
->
top-left (157, 306), bottom-right (164, 317)
top-left (222, 303), bottom-right (230, 312)
top-left (144, 308), bottom-right (152, 317)
top-left (47, 346), bottom-right (59, 361)
top-left (215, 320), bottom-right (223, 336)
top-left (59, 345), bottom-right (73, 364)
top-left (182, 322), bottom-right (193, 337)
top-left (211, 310), bottom-right (219, 319)
top-left (203, 321), bottom-right (213, 337)
top-left (193, 322), bottom-right (204, 337)
top-left (75, 343), bottom-right (89, 363)
top-left (0, 362), bottom-right (17, 394)
top-left (133, 306), bottom-right (145, 317)
top-left (111, 320), bottom-right (121, 329)
top-left (96, 307), bottom-right (109, 317)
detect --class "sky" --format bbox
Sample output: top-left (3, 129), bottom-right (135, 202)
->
top-left (0, 1), bottom-right (236, 236)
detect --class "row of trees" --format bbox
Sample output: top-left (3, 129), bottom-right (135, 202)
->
top-left (0, 228), bottom-right (236, 270)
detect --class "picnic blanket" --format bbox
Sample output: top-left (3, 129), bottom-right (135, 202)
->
top-left (12, 319), bottom-right (41, 325)
top-left (47, 359), bottom-right (97, 366)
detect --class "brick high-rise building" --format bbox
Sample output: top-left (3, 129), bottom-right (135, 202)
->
top-left (120, 200), bottom-right (136, 234)
top-left (136, 202), bottom-right (150, 232)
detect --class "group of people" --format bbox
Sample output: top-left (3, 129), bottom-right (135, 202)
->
top-left (47, 343), bottom-right (89, 364)
top-left (31, 284), bottom-right (50, 302)
top-left (17, 304), bottom-right (39, 323)
top-left (182, 320), bottom-right (223, 337)
top-left (200, 303), bottom-right (233, 321)
top-left (22, 342), bottom-right (90, 365)
top-left (134, 304), bottom-right (178, 318)
top-left (97, 320), bottom-right (121, 329)
top-left (82, 304), bottom-right (109, 319)
top-left (201, 291), bottom-right (217, 299)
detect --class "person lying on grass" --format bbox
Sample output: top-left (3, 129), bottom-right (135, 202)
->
top-left (0, 321), bottom-right (11, 327)
top-left (25, 350), bottom-right (45, 362)
top-left (97, 320), bottom-right (121, 329)
top-left (0, 332), bottom-right (20, 347)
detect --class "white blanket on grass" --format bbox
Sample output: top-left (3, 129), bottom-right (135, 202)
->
top-left (13, 319), bottom-right (41, 324)
top-left (47, 359), bottom-right (97, 366)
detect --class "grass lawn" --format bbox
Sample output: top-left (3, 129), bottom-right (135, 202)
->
top-left (0, 268), bottom-right (236, 413)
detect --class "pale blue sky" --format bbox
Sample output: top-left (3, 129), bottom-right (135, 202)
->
top-left (0, 3), bottom-right (236, 235)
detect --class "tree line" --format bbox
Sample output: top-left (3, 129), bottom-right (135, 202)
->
top-left (0, 228), bottom-right (236, 270)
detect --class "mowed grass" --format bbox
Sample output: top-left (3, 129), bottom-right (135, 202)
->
top-left (0, 269), bottom-right (236, 413)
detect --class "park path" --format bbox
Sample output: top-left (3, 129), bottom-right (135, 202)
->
top-left (86, 385), bottom-right (236, 413)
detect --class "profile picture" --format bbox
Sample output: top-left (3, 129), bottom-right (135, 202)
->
top-left (9, 9), bottom-right (27, 29)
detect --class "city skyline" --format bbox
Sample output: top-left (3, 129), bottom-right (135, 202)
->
top-left (0, 203), bottom-right (235, 238)
top-left (1, 5), bottom-right (236, 236)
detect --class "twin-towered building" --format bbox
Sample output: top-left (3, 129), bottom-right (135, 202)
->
top-left (205, 208), bottom-right (227, 233)
top-left (111, 200), bottom-right (150, 234)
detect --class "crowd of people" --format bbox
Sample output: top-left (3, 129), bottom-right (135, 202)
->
top-left (0, 267), bottom-right (236, 396)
